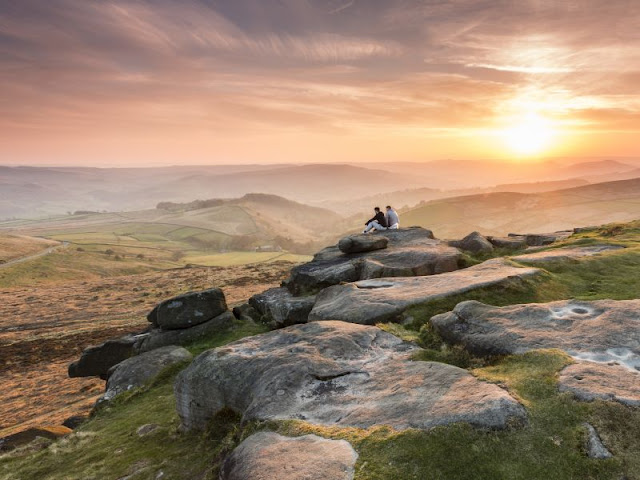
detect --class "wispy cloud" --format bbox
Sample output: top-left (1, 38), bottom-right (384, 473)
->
top-left (1, 0), bottom-right (640, 164)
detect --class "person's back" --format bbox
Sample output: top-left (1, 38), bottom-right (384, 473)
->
top-left (386, 206), bottom-right (399, 229)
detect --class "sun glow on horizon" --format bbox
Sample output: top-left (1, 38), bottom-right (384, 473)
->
top-left (500, 112), bottom-right (556, 156)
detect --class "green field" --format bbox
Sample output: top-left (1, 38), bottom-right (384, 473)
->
top-left (0, 204), bottom-right (317, 286)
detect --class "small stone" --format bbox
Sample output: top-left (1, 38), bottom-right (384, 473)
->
top-left (136, 424), bottom-right (159, 437)
top-left (584, 423), bottom-right (612, 459)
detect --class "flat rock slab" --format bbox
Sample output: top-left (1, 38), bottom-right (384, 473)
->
top-left (487, 236), bottom-right (527, 249)
top-left (220, 432), bottom-right (358, 480)
top-left (511, 245), bottom-right (624, 263)
top-left (430, 300), bottom-right (640, 368)
top-left (285, 227), bottom-right (461, 295)
top-left (559, 362), bottom-right (640, 407)
top-left (309, 259), bottom-right (540, 325)
top-left (99, 345), bottom-right (192, 403)
top-left (508, 231), bottom-right (573, 246)
top-left (175, 321), bottom-right (526, 431)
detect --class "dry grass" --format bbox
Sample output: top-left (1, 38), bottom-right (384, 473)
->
top-left (0, 261), bottom-right (294, 437)
top-left (0, 235), bottom-right (58, 263)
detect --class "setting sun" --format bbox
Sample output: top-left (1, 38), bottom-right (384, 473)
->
top-left (501, 113), bottom-right (555, 156)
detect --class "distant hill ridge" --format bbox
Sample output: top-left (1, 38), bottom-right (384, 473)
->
top-left (401, 177), bottom-right (640, 238)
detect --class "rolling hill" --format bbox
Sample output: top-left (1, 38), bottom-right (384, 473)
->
top-left (400, 177), bottom-right (640, 238)
top-left (0, 164), bottom-right (429, 220)
top-left (0, 193), bottom-right (345, 256)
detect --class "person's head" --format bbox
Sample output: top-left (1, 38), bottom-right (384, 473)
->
top-left (386, 205), bottom-right (392, 211)
top-left (374, 207), bottom-right (380, 212)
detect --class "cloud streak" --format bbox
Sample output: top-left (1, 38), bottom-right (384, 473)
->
top-left (1, 0), bottom-right (639, 165)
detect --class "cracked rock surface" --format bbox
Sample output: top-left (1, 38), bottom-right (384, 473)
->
top-left (174, 321), bottom-right (526, 431)
top-left (309, 259), bottom-right (540, 324)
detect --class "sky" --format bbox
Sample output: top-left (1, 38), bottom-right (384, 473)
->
top-left (1, 0), bottom-right (640, 166)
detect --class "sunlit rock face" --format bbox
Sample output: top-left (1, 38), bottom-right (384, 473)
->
top-left (174, 321), bottom-right (526, 432)
top-left (308, 259), bottom-right (540, 325)
top-left (219, 432), bottom-right (358, 480)
top-left (431, 299), bottom-right (640, 406)
top-left (284, 227), bottom-right (462, 295)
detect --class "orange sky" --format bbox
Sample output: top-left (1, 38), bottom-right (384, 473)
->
top-left (1, 1), bottom-right (640, 166)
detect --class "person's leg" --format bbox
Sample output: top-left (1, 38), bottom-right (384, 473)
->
top-left (372, 221), bottom-right (386, 231)
top-left (363, 222), bottom-right (373, 233)
top-left (389, 223), bottom-right (399, 229)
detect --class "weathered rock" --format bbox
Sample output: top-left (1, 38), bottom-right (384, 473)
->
top-left (584, 423), bottom-right (612, 459)
top-left (232, 302), bottom-right (259, 322)
top-left (62, 415), bottom-right (87, 430)
top-left (149, 288), bottom-right (227, 330)
top-left (137, 311), bottom-right (235, 353)
top-left (430, 300), bottom-right (640, 366)
top-left (449, 231), bottom-right (494, 254)
top-left (175, 321), bottom-right (526, 432)
top-left (99, 346), bottom-right (192, 403)
top-left (249, 287), bottom-right (316, 327)
top-left (220, 432), bottom-right (358, 480)
top-left (309, 259), bottom-right (540, 325)
top-left (574, 226), bottom-right (597, 234)
top-left (487, 236), bottom-right (527, 249)
top-left (511, 245), bottom-right (624, 264)
top-left (285, 227), bottom-right (460, 295)
top-left (338, 234), bottom-right (388, 253)
top-left (508, 231), bottom-right (573, 246)
top-left (68, 336), bottom-right (139, 379)
top-left (558, 362), bottom-right (640, 407)
top-left (0, 426), bottom-right (72, 452)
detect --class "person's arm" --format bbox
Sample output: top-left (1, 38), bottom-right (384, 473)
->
top-left (365, 215), bottom-right (375, 225)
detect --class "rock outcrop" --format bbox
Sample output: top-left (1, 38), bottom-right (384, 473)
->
top-left (511, 245), bottom-right (624, 264)
top-left (508, 231), bottom-right (573, 246)
top-left (147, 288), bottom-right (227, 330)
top-left (136, 311), bottom-right (235, 353)
top-left (284, 228), bottom-right (461, 295)
top-left (69, 290), bottom-right (234, 378)
top-left (338, 234), bottom-right (388, 253)
top-left (487, 236), bottom-right (527, 249)
top-left (99, 346), bottom-right (192, 403)
top-left (430, 299), bottom-right (640, 364)
top-left (220, 432), bottom-right (358, 480)
top-left (558, 362), bottom-right (640, 407)
top-left (449, 231), bottom-right (494, 254)
top-left (175, 321), bottom-right (526, 431)
top-left (308, 259), bottom-right (540, 325)
top-left (68, 336), bottom-right (141, 379)
top-left (249, 287), bottom-right (316, 327)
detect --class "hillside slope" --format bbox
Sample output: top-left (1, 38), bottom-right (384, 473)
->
top-left (2, 221), bottom-right (639, 479)
top-left (401, 177), bottom-right (640, 238)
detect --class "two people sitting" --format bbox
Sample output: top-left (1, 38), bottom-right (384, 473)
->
top-left (363, 206), bottom-right (400, 233)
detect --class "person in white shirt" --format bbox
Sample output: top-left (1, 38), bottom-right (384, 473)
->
top-left (385, 205), bottom-right (399, 229)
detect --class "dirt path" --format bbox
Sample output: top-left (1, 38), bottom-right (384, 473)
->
top-left (0, 241), bottom-right (68, 269)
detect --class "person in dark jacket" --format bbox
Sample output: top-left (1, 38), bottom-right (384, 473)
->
top-left (363, 207), bottom-right (388, 233)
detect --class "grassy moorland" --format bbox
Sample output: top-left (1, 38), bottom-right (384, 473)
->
top-left (2, 221), bottom-right (639, 479)
top-left (0, 235), bottom-right (59, 263)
